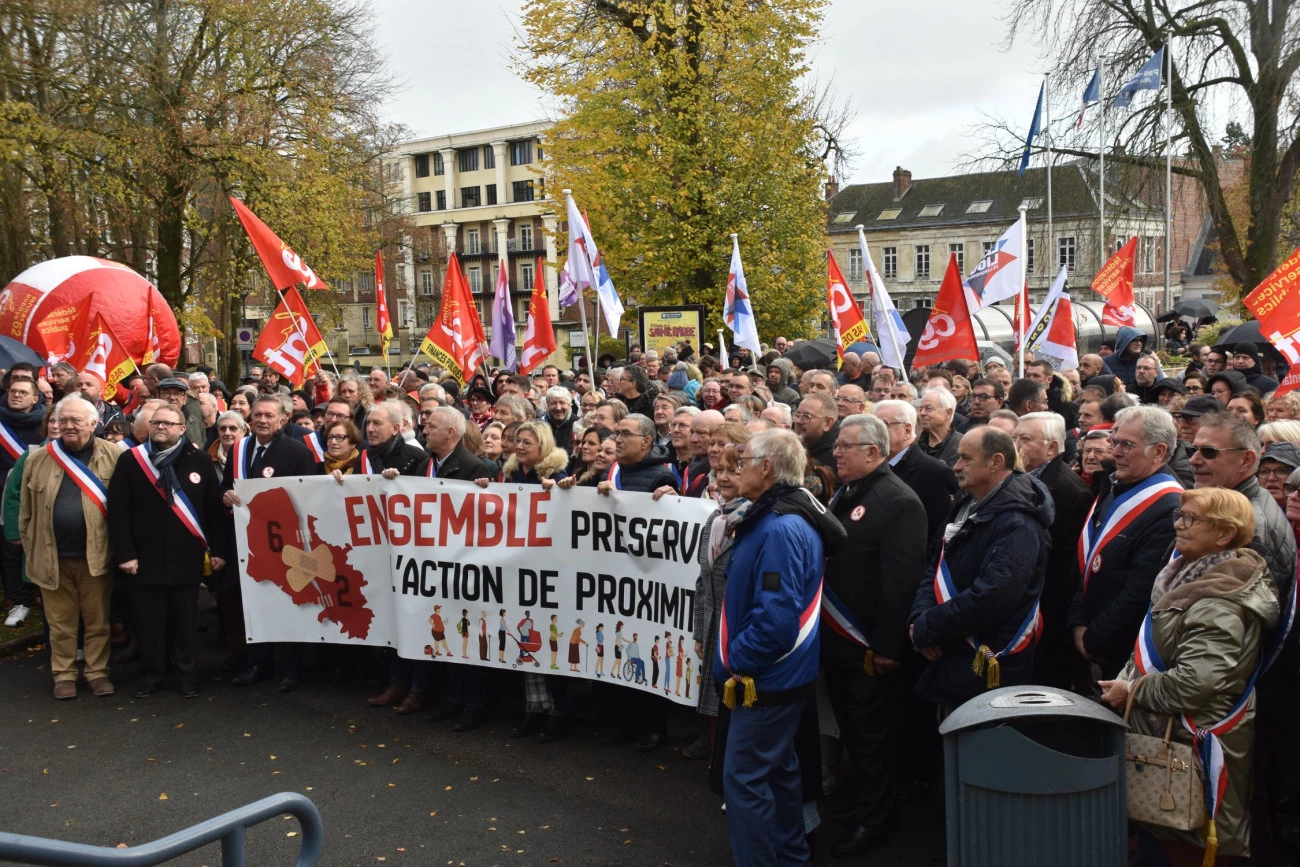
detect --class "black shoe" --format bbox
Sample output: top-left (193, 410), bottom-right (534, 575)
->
top-left (424, 700), bottom-right (462, 723)
top-left (278, 674), bottom-right (301, 693)
top-left (681, 730), bottom-right (711, 760)
top-left (231, 664), bottom-right (269, 686)
top-left (451, 707), bottom-right (484, 733)
top-left (832, 824), bottom-right (890, 859)
top-left (829, 806), bottom-right (862, 826)
top-left (509, 713), bottom-right (545, 738)
top-left (537, 715), bottom-right (568, 743)
top-left (132, 685), bottom-right (157, 699)
top-left (180, 685), bottom-right (200, 699)
top-left (634, 732), bottom-right (666, 752)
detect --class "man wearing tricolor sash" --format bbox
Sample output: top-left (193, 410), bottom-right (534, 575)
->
top-left (1068, 406), bottom-right (1183, 684)
top-left (821, 414), bottom-right (926, 858)
top-left (0, 373), bottom-right (46, 628)
top-left (18, 397), bottom-right (121, 700)
top-left (107, 404), bottom-right (228, 699)
top-left (908, 427), bottom-right (1051, 709)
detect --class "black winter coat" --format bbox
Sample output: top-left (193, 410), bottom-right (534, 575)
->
top-left (891, 445), bottom-right (958, 564)
top-left (107, 442), bottom-right (230, 585)
top-left (362, 434), bottom-right (429, 477)
top-left (220, 432), bottom-right (317, 489)
top-left (823, 464), bottom-right (927, 664)
top-left (909, 472), bottom-right (1053, 708)
top-left (1031, 458), bottom-right (1095, 688)
top-left (615, 443), bottom-right (678, 493)
top-left (0, 395), bottom-right (45, 486)
top-left (430, 443), bottom-right (488, 481)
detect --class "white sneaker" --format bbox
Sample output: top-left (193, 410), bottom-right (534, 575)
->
top-left (4, 604), bottom-right (29, 627)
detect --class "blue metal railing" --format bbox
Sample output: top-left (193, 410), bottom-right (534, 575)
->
top-left (0, 792), bottom-right (323, 867)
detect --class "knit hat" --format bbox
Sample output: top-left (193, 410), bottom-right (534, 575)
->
top-left (666, 370), bottom-right (688, 391)
top-left (1261, 442), bottom-right (1300, 471)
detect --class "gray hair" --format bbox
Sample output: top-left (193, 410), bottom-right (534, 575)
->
top-left (496, 395), bottom-right (537, 422)
top-left (1288, 467), bottom-right (1300, 491)
top-left (873, 399), bottom-right (918, 431)
top-left (188, 372), bottom-right (209, 386)
top-left (419, 382), bottom-right (447, 403)
top-left (673, 405), bottom-right (700, 420)
top-left (545, 386), bottom-right (571, 404)
top-left (625, 413), bottom-right (656, 439)
top-left (762, 403), bottom-right (792, 426)
top-left (54, 395), bottom-right (97, 423)
top-left (921, 386), bottom-right (957, 412)
top-left (51, 361), bottom-right (77, 378)
top-left (429, 406), bottom-right (466, 438)
top-left (1259, 420), bottom-right (1300, 445)
top-left (840, 413), bottom-right (890, 453)
top-left (747, 428), bottom-right (807, 486)
top-left (724, 404), bottom-right (753, 423)
top-left (892, 381), bottom-right (918, 400)
top-left (1017, 411), bottom-right (1067, 453)
top-left (216, 410), bottom-right (248, 432)
top-left (253, 393), bottom-right (291, 416)
top-left (1114, 404), bottom-right (1178, 455)
top-left (1198, 410), bottom-right (1263, 463)
top-left (198, 392), bottom-right (219, 410)
top-left (379, 398), bottom-right (413, 429)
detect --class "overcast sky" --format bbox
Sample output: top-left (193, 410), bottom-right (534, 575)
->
top-left (372, 1), bottom-right (1061, 185)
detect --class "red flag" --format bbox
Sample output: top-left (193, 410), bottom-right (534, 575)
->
top-left (827, 251), bottom-right (868, 360)
top-left (519, 257), bottom-right (556, 375)
top-left (1092, 237), bottom-right (1137, 327)
top-left (70, 312), bottom-right (137, 401)
top-left (375, 251), bottom-right (392, 358)
top-left (418, 253), bottom-right (488, 384)
top-left (229, 197), bottom-right (329, 291)
top-left (252, 287), bottom-right (330, 387)
top-left (911, 254), bottom-right (979, 369)
top-left (141, 295), bottom-right (161, 365)
top-left (1244, 247), bottom-right (1300, 367)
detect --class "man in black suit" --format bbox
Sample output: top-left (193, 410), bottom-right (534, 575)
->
top-left (222, 395), bottom-right (317, 692)
top-left (872, 400), bottom-right (957, 563)
top-left (361, 401), bottom-right (429, 478)
top-left (1013, 412), bottom-right (1093, 689)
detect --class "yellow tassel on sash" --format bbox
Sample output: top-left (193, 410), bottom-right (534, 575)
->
top-left (971, 645), bottom-right (1000, 689)
top-left (203, 552), bottom-right (212, 577)
top-left (1201, 817), bottom-right (1217, 867)
top-left (863, 649), bottom-right (875, 677)
top-left (722, 676), bottom-right (758, 709)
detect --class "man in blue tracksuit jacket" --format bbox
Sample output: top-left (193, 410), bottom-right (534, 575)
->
top-left (716, 428), bottom-right (845, 867)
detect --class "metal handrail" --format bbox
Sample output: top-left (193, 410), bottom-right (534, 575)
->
top-left (0, 792), bottom-right (323, 867)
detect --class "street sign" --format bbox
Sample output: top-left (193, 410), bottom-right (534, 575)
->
top-left (236, 328), bottom-right (256, 350)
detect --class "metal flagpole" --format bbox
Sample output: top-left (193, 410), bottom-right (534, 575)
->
top-left (1099, 58), bottom-right (1107, 266)
top-left (1018, 206), bottom-right (1028, 379)
top-left (561, 189), bottom-right (597, 376)
top-left (1164, 42), bottom-right (1173, 310)
top-left (1045, 72), bottom-right (1053, 294)
top-left (277, 287), bottom-right (340, 379)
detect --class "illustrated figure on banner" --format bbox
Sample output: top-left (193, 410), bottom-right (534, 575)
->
top-left (611, 622), bottom-right (625, 680)
top-left (427, 604), bottom-right (451, 657)
top-left (479, 610), bottom-right (489, 661)
top-left (664, 631), bottom-right (674, 695)
top-left (569, 619), bottom-right (588, 672)
top-left (676, 636), bottom-right (685, 697)
top-left (651, 635), bottom-right (661, 687)
top-left (595, 623), bottom-right (606, 678)
top-left (627, 632), bottom-right (645, 683)
top-left (498, 609), bottom-right (508, 663)
top-left (549, 614), bottom-right (564, 670)
top-left (458, 609), bottom-right (470, 659)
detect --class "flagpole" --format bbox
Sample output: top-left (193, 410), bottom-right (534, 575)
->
top-left (855, 225), bottom-right (877, 343)
top-left (562, 189), bottom-right (597, 377)
top-left (1164, 41), bottom-right (1173, 311)
top-left (1018, 206), bottom-right (1028, 379)
top-left (1045, 72), bottom-right (1053, 295)
top-left (1099, 57), bottom-right (1107, 268)
top-left (277, 286), bottom-right (340, 379)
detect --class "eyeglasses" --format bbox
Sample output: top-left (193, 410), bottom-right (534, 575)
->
top-left (1185, 385), bottom-right (1205, 393)
top-left (149, 419), bottom-right (185, 429)
top-left (1172, 508), bottom-right (1205, 527)
top-left (326, 434), bottom-right (353, 443)
top-left (1285, 483), bottom-right (1300, 497)
top-left (794, 412), bottom-right (824, 423)
top-left (1188, 445), bottom-right (1248, 460)
top-left (832, 441), bottom-right (872, 452)
top-left (1260, 465), bottom-right (1293, 480)
top-left (834, 396), bottom-right (864, 405)
top-left (613, 430), bottom-right (648, 439)
top-left (971, 392), bottom-right (998, 402)
top-left (217, 425), bottom-right (242, 433)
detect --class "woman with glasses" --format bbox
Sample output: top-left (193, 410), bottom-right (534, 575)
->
top-left (562, 426), bottom-right (613, 486)
top-left (1257, 444), bottom-right (1300, 511)
top-left (1182, 371), bottom-right (1208, 397)
top-left (208, 411), bottom-right (248, 484)
top-left (1100, 488), bottom-right (1277, 865)
top-left (321, 419), bottom-right (362, 479)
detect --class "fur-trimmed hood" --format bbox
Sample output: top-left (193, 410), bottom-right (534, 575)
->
top-left (501, 446), bottom-right (569, 483)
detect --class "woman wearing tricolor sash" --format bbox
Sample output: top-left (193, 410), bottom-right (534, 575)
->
top-left (1100, 488), bottom-right (1277, 863)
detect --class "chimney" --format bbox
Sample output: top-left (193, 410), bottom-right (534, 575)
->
top-left (824, 176), bottom-right (839, 200)
top-left (892, 166), bottom-right (912, 201)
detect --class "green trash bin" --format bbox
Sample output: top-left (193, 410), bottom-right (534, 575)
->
top-left (940, 686), bottom-right (1127, 866)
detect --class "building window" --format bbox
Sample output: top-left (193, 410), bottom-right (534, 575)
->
top-left (966, 200), bottom-right (992, 214)
top-left (919, 204), bottom-right (945, 218)
top-left (483, 145), bottom-right (495, 169)
top-left (461, 186), bottom-right (481, 208)
top-left (847, 248), bottom-right (863, 283)
top-left (519, 225), bottom-right (533, 251)
top-left (915, 245), bottom-right (930, 280)
top-left (414, 154), bottom-right (429, 178)
top-left (357, 272), bottom-right (374, 294)
top-left (913, 298), bottom-right (933, 309)
top-left (982, 241), bottom-right (995, 255)
top-left (521, 262), bottom-right (534, 291)
top-left (882, 247), bottom-right (898, 279)
top-left (420, 270), bottom-right (433, 296)
top-left (1142, 236), bottom-right (1157, 273)
top-left (485, 184), bottom-right (497, 206)
top-left (416, 192), bottom-right (431, 213)
top-left (512, 180), bottom-right (535, 202)
top-left (433, 152), bottom-right (444, 175)
top-left (510, 140), bottom-right (533, 165)
top-left (1027, 238), bottom-right (1035, 274)
top-left (465, 229), bottom-right (481, 255)
top-left (467, 266), bottom-right (482, 293)
top-left (398, 300), bottom-right (413, 330)
top-left (948, 243), bottom-right (964, 273)
top-left (362, 307), bottom-right (371, 329)
top-left (458, 148), bottom-right (478, 173)
top-left (435, 190), bottom-right (446, 210)
top-left (1058, 236), bottom-right (1076, 271)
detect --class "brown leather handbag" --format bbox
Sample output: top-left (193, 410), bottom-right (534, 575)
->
top-left (1123, 677), bottom-right (1205, 831)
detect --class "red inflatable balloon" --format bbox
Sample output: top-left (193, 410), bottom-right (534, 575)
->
top-left (0, 256), bottom-right (180, 367)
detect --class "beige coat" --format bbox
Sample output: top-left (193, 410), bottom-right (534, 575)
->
top-left (18, 440), bottom-right (121, 587)
top-left (1119, 548), bottom-right (1279, 858)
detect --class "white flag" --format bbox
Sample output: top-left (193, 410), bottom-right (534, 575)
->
top-left (725, 236), bottom-right (761, 353)
top-left (964, 214), bottom-right (1025, 311)
top-left (1025, 266), bottom-right (1078, 370)
top-left (857, 228), bottom-right (909, 372)
top-left (565, 192), bottom-right (623, 336)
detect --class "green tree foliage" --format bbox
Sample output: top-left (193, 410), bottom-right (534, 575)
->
top-left (516, 0), bottom-right (836, 344)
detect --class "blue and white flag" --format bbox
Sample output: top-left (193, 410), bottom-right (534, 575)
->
top-left (490, 258), bottom-right (517, 370)
top-left (565, 192), bottom-right (624, 336)
top-left (1017, 81), bottom-right (1045, 176)
top-left (724, 235), bottom-right (761, 353)
top-left (1076, 66), bottom-right (1100, 128)
top-left (1113, 48), bottom-right (1164, 108)
top-left (857, 227), bottom-right (909, 371)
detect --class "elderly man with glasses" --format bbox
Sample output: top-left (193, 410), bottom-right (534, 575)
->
top-left (833, 384), bottom-right (867, 421)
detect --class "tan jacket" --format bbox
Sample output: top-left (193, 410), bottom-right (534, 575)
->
top-left (19, 439), bottom-right (121, 587)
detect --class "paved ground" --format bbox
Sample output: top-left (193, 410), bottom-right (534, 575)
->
top-left (0, 622), bottom-right (946, 867)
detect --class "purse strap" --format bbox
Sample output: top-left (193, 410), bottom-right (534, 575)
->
top-left (1123, 676), bottom-right (1144, 725)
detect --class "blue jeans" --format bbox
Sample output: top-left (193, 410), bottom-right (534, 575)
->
top-left (633, 658), bottom-right (645, 682)
top-left (724, 700), bottom-right (810, 867)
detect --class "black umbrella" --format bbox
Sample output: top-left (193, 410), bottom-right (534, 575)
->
top-left (1217, 320), bottom-right (1264, 348)
top-left (1172, 297), bottom-right (1219, 319)
top-left (0, 335), bottom-right (47, 368)
top-left (783, 338), bottom-right (839, 371)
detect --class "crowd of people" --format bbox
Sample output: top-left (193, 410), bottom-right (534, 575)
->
top-left (2, 323), bottom-right (1299, 866)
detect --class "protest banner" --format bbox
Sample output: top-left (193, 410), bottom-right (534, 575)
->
top-left (233, 476), bottom-right (716, 707)
top-left (638, 306), bottom-right (705, 358)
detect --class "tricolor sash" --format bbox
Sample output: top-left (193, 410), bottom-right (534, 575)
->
top-left (718, 577), bottom-right (823, 708)
top-left (129, 444), bottom-right (208, 548)
top-left (0, 419), bottom-right (28, 461)
top-left (607, 463), bottom-right (621, 490)
top-left (229, 436), bottom-right (253, 481)
top-left (360, 451), bottom-right (374, 475)
top-left (1078, 473), bottom-right (1182, 593)
top-left (822, 585), bottom-right (877, 674)
top-left (47, 439), bottom-right (108, 517)
top-left (302, 432), bottom-right (326, 463)
top-left (932, 544), bottom-right (1041, 688)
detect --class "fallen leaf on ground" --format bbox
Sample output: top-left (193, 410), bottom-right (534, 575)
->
top-left (287, 832), bottom-right (298, 838)
top-left (158, 794), bottom-right (168, 800)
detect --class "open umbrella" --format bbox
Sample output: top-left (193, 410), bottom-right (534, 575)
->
top-left (0, 334), bottom-right (48, 368)
top-left (845, 340), bottom-right (879, 357)
top-left (783, 338), bottom-right (839, 371)
top-left (1172, 297), bottom-right (1219, 319)
top-left (1216, 320), bottom-right (1263, 348)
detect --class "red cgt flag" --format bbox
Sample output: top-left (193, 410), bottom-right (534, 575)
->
top-left (375, 250), bottom-right (392, 358)
top-left (911, 254), bottom-right (979, 369)
top-left (69, 311), bottom-right (137, 401)
top-left (230, 197), bottom-right (329, 291)
top-left (253, 287), bottom-right (330, 388)
top-left (419, 253), bottom-right (488, 384)
top-left (1244, 247), bottom-right (1300, 375)
top-left (519, 257), bottom-right (556, 375)
top-left (1092, 237), bottom-right (1137, 327)
top-left (827, 251), bottom-right (868, 360)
